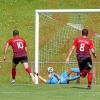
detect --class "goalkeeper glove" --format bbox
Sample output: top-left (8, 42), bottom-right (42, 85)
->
top-left (34, 72), bottom-right (39, 76)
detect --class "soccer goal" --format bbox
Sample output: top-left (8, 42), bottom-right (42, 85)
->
top-left (34, 9), bottom-right (100, 84)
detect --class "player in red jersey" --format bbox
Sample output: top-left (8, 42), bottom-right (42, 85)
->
top-left (3, 30), bottom-right (35, 84)
top-left (65, 29), bottom-right (96, 89)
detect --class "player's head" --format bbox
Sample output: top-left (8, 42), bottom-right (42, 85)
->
top-left (82, 29), bottom-right (88, 36)
top-left (47, 67), bottom-right (54, 73)
top-left (13, 30), bottom-right (19, 36)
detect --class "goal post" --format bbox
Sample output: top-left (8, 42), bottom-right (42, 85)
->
top-left (35, 9), bottom-right (100, 84)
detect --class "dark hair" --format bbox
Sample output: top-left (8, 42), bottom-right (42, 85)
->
top-left (82, 29), bottom-right (88, 36)
top-left (13, 30), bottom-right (19, 36)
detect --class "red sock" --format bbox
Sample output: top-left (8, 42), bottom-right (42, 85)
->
top-left (12, 68), bottom-right (16, 80)
top-left (87, 71), bottom-right (93, 87)
top-left (25, 67), bottom-right (32, 74)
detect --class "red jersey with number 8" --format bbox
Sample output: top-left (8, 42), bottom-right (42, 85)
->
top-left (73, 37), bottom-right (94, 57)
top-left (7, 36), bottom-right (27, 58)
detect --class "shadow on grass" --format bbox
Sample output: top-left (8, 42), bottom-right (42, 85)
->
top-left (70, 86), bottom-right (88, 90)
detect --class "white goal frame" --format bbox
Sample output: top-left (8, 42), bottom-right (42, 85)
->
top-left (35, 9), bottom-right (100, 84)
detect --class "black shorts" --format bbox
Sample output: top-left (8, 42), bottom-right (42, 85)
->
top-left (77, 56), bottom-right (92, 72)
top-left (13, 56), bottom-right (28, 65)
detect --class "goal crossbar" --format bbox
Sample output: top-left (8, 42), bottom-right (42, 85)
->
top-left (36, 9), bottom-right (100, 13)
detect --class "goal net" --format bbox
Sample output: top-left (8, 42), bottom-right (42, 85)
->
top-left (35, 9), bottom-right (100, 84)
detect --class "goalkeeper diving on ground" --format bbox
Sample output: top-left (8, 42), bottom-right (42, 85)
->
top-left (34, 67), bottom-right (80, 84)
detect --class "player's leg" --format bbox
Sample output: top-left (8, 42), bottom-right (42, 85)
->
top-left (11, 63), bottom-right (17, 83)
top-left (23, 62), bottom-right (35, 83)
top-left (71, 68), bottom-right (80, 84)
top-left (87, 70), bottom-right (93, 89)
top-left (59, 71), bottom-right (69, 84)
top-left (86, 58), bottom-right (93, 89)
top-left (81, 57), bottom-right (93, 88)
top-left (12, 58), bottom-right (19, 84)
top-left (20, 56), bottom-right (35, 83)
top-left (71, 68), bottom-right (80, 73)
top-left (78, 57), bottom-right (89, 77)
top-left (78, 57), bottom-right (93, 88)
top-left (69, 75), bottom-right (80, 81)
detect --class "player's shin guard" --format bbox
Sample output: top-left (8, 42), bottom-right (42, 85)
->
top-left (87, 71), bottom-right (93, 87)
top-left (70, 75), bottom-right (80, 81)
top-left (25, 67), bottom-right (32, 74)
top-left (12, 67), bottom-right (16, 80)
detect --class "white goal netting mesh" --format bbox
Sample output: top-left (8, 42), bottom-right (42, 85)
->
top-left (38, 12), bottom-right (100, 84)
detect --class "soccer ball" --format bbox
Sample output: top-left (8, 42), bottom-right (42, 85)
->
top-left (47, 67), bottom-right (54, 73)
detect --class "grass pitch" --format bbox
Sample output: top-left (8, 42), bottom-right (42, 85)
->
top-left (0, 84), bottom-right (100, 100)
top-left (0, 1), bottom-right (100, 100)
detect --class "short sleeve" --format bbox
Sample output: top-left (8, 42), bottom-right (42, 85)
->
top-left (73, 38), bottom-right (77, 46)
top-left (24, 40), bottom-right (27, 47)
top-left (7, 39), bottom-right (11, 45)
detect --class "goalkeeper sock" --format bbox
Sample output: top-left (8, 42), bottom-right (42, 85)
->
top-left (70, 75), bottom-right (80, 81)
top-left (87, 71), bottom-right (93, 87)
top-left (25, 67), bottom-right (32, 74)
top-left (12, 67), bottom-right (16, 80)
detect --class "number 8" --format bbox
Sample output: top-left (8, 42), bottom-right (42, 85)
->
top-left (80, 43), bottom-right (85, 51)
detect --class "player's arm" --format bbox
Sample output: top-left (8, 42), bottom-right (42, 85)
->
top-left (25, 47), bottom-right (28, 53)
top-left (24, 40), bottom-right (28, 53)
top-left (91, 48), bottom-right (96, 58)
top-left (34, 72), bottom-right (47, 83)
top-left (24, 40), bottom-right (29, 55)
top-left (38, 75), bottom-right (47, 83)
top-left (65, 45), bottom-right (75, 63)
top-left (3, 42), bottom-right (9, 61)
top-left (90, 40), bottom-right (96, 58)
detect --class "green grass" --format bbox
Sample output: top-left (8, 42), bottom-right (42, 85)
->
top-left (0, 0), bottom-right (100, 83)
top-left (0, 84), bottom-right (100, 100)
top-left (0, 1), bottom-right (100, 100)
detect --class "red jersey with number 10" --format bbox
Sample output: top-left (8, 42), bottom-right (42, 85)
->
top-left (7, 36), bottom-right (27, 58)
top-left (73, 37), bottom-right (94, 57)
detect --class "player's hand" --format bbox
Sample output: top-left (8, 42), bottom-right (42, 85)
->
top-left (94, 54), bottom-right (96, 58)
top-left (92, 52), bottom-right (96, 58)
top-left (94, 55), bottom-right (96, 58)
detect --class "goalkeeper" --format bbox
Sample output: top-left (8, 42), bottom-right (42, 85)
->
top-left (34, 67), bottom-right (80, 84)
